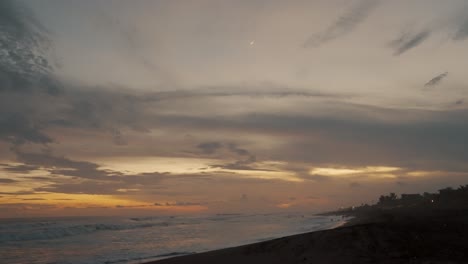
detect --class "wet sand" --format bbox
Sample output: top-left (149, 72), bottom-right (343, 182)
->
top-left (147, 210), bottom-right (468, 264)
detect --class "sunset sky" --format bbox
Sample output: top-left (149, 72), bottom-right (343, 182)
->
top-left (1, 0), bottom-right (468, 218)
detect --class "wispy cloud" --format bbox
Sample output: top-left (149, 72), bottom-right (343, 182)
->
top-left (424, 72), bottom-right (448, 88)
top-left (304, 0), bottom-right (379, 48)
top-left (390, 30), bottom-right (431, 56)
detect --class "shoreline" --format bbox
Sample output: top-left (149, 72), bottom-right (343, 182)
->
top-left (144, 210), bottom-right (468, 264)
top-left (138, 216), bottom-right (348, 264)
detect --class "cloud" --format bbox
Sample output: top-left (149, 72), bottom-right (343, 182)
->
top-left (390, 30), bottom-right (431, 56)
top-left (197, 141), bottom-right (223, 154)
top-left (196, 141), bottom-right (263, 170)
top-left (154, 201), bottom-right (201, 207)
top-left (174, 201), bottom-right (201, 206)
top-left (227, 143), bottom-right (251, 157)
top-left (304, 175), bottom-right (331, 182)
top-left (0, 77), bottom-right (344, 148)
top-left (15, 150), bottom-right (121, 180)
top-left (36, 181), bottom-right (125, 195)
top-left (209, 143), bottom-right (263, 171)
top-left (424, 72), bottom-right (448, 88)
top-left (0, 0), bottom-right (58, 95)
top-left (0, 86), bottom-right (152, 146)
top-left (144, 88), bottom-right (351, 102)
top-left (0, 113), bottom-right (52, 145)
top-left (1, 164), bottom-right (39, 173)
top-left (0, 203), bottom-right (57, 211)
top-left (157, 106), bottom-right (468, 171)
top-left (110, 128), bottom-right (127, 146)
top-left (6, 150), bottom-right (220, 195)
top-left (304, 0), bottom-right (379, 47)
top-left (115, 204), bottom-right (151, 208)
top-left (0, 0), bottom-right (61, 146)
top-left (0, 178), bottom-right (17, 183)
top-left (453, 17), bottom-right (468, 41)
top-left (0, 190), bottom-right (36, 195)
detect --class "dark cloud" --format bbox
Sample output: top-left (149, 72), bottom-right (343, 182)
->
top-left (0, 203), bottom-right (57, 211)
top-left (2, 148), bottom-right (237, 196)
top-left (110, 128), bottom-right (127, 146)
top-left (424, 72), bottom-right (448, 88)
top-left (212, 162), bottom-right (260, 171)
top-left (210, 143), bottom-right (263, 171)
top-left (154, 201), bottom-right (201, 207)
top-left (304, 0), bottom-right (379, 47)
top-left (0, 0), bottom-right (58, 95)
top-left (6, 151), bottom-right (208, 195)
top-left (0, 178), bottom-right (17, 183)
top-left (196, 141), bottom-right (263, 170)
top-left (173, 201), bottom-right (201, 206)
top-left (115, 205), bottom-right (150, 208)
top-left (227, 143), bottom-right (250, 157)
top-left (197, 141), bottom-right (223, 154)
top-left (390, 30), bottom-right (431, 56)
top-left (15, 150), bottom-right (121, 181)
top-left (0, 190), bottom-right (36, 195)
top-left (2, 164), bottom-right (39, 173)
top-left (0, 113), bottom-right (52, 145)
top-left (146, 89), bottom-right (350, 101)
top-left (33, 171), bottom-right (166, 195)
top-left (26, 176), bottom-right (55, 181)
top-left (453, 17), bottom-right (468, 41)
top-left (37, 181), bottom-right (126, 195)
top-left (0, 75), bottom-right (348, 147)
top-left (157, 107), bottom-right (468, 171)
top-left (0, 0), bottom-right (59, 146)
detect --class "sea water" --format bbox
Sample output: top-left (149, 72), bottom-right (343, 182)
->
top-left (0, 213), bottom-right (344, 264)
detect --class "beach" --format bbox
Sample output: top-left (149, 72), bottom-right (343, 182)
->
top-left (148, 210), bottom-right (468, 264)
top-left (0, 213), bottom-right (340, 264)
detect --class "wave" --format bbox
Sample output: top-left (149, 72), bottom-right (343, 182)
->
top-left (0, 221), bottom-right (170, 242)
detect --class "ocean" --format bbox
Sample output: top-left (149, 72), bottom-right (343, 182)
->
top-left (0, 213), bottom-right (344, 264)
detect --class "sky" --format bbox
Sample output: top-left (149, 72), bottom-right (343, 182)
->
top-left (1, 0), bottom-right (468, 218)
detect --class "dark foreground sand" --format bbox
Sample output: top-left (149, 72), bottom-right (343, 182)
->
top-left (147, 210), bottom-right (468, 264)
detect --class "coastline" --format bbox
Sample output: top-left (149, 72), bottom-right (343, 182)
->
top-left (139, 216), bottom-right (347, 264)
top-left (145, 210), bottom-right (468, 264)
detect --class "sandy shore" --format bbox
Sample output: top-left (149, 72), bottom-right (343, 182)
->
top-left (147, 211), bottom-right (468, 264)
